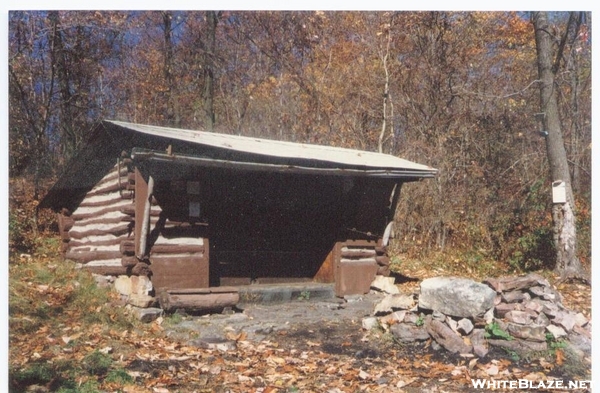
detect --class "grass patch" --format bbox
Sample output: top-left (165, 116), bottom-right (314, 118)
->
top-left (9, 239), bottom-right (143, 391)
top-left (104, 368), bottom-right (134, 384)
top-left (10, 362), bottom-right (54, 387)
top-left (83, 350), bottom-right (113, 375)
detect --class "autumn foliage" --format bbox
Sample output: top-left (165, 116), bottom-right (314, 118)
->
top-left (9, 12), bottom-right (590, 271)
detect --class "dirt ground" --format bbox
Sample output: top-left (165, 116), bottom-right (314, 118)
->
top-left (163, 292), bottom-right (391, 355)
top-left (160, 282), bottom-right (591, 382)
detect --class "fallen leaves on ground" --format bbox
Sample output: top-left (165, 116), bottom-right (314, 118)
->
top-left (9, 251), bottom-right (592, 392)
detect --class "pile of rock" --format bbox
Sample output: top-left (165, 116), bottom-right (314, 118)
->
top-left (364, 273), bottom-right (591, 358)
top-left (95, 273), bottom-right (163, 322)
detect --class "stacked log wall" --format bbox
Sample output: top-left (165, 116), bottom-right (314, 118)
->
top-left (60, 163), bottom-right (133, 275)
top-left (340, 239), bottom-right (390, 277)
top-left (334, 238), bottom-right (390, 296)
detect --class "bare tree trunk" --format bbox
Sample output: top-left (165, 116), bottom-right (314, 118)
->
top-left (203, 11), bottom-right (219, 131)
top-left (162, 11), bottom-right (180, 128)
top-left (378, 15), bottom-right (395, 154)
top-left (48, 11), bottom-right (76, 159)
top-left (531, 12), bottom-right (587, 281)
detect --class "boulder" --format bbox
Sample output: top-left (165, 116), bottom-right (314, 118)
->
top-left (419, 277), bottom-right (496, 318)
top-left (370, 276), bottom-right (400, 294)
top-left (128, 294), bottom-right (156, 308)
top-left (373, 294), bottom-right (414, 315)
top-left (114, 275), bottom-right (133, 296)
top-left (390, 323), bottom-right (430, 343)
top-left (131, 275), bottom-right (153, 296)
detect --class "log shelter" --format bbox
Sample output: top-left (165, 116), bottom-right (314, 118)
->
top-left (40, 120), bottom-right (436, 305)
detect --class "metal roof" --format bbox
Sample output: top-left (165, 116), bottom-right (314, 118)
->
top-left (107, 120), bottom-right (437, 174)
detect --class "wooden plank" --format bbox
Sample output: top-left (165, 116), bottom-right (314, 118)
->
top-left (134, 168), bottom-right (148, 258)
top-left (120, 204), bottom-right (161, 217)
top-left (165, 286), bottom-right (238, 295)
top-left (335, 240), bottom-right (379, 296)
top-left (116, 232), bottom-right (205, 255)
top-left (343, 239), bottom-right (378, 247)
top-left (251, 277), bottom-right (314, 284)
top-left (340, 257), bottom-right (377, 264)
top-left (333, 242), bottom-right (343, 296)
top-left (159, 225), bottom-right (209, 238)
top-left (65, 250), bottom-right (122, 263)
top-left (71, 204), bottom-right (133, 221)
top-left (335, 259), bottom-right (378, 297)
top-left (137, 175), bottom-right (154, 259)
top-left (80, 265), bottom-right (129, 276)
top-left (79, 195), bottom-right (125, 208)
top-left (150, 255), bottom-right (209, 290)
top-left (340, 248), bottom-right (377, 259)
top-left (85, 182), bottom-right (127, 198)
top-left (71, 215), bottom-right (131, 228)
top-left (150, 244), bottom-right (205, 255)
top-left (69, 236), bottom-right (130, 248)
top-left (158, 291), bottom-right (239, 312)
top-left (68, 224), bottom-right (132, 239)
top-left (313, 247), bottom-right (335, 283)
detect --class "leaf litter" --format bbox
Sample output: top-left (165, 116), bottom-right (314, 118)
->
top-left (9, 253), bottom-right (591, 392)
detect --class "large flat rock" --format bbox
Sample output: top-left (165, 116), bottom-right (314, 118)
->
top-left (419, 277), bottom-right (496, 318)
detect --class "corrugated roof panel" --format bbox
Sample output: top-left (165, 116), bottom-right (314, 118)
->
top-left (107, 120), bottom-right (436, 173)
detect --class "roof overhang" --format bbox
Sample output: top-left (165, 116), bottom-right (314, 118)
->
top-left (131, 147), bottom-right (436, 180)
top-left (107, 120), bottom-right (437, 176)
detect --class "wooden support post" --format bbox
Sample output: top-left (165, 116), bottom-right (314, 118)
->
top-left (134, 168), bottom-right (154, 259)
